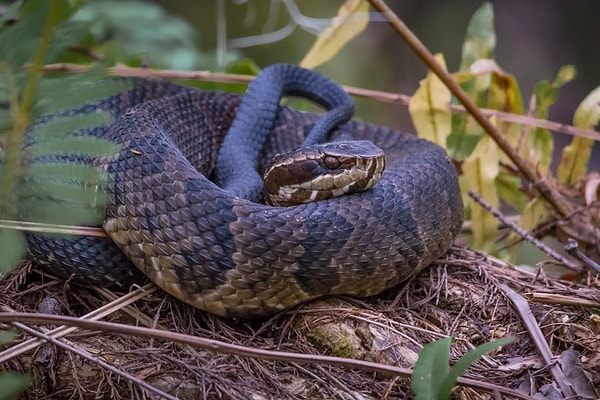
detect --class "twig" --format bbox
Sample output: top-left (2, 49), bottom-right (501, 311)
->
top-left (8, 319), bottom-right (177, 400)
top-left (0, 282), bottom-right (157, 363)
top-left (353, 87), bottom-right (600, 141)
top-left (0, 312), bottom-right (535, 400)
top-left (564, 238), bottom-right (600, 274)
top-left (525, 292), bottom-right (600, 307)
top-left (498, 285), bottom-right (575, 398)
top-left (40, 63), bottom-right (253, 84)
top-left (0, 219), bottom-right (107, 237)
top-left (467, 190), bottom-right (581, 272)
top-left (367, 0), bottom-right (572, 218)
top-left (35, 63), bottom-right (600, 142)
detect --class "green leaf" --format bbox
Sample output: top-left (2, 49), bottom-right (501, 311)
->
top-left (527, 80), bottom-right (556, 173)
top-left (0, 0), bottom-right (50, 68)
top-left (0, 1), bottom-right (24, 26)
top-left (31, 135), bottom-right (119, 158)
top-left (28, 111), bottom-right (113, 138)
top-left (553, 65), bottom-right (577, 88)
top-left (21, 0), bottom-right (84, 25)
top-left (36, 76), bottom-right (132, 114)
top-left (573, 85), bottom-right (600, 130)
top-left (0, 372), bottom-right (31, 400)
top-left (448, 112), bottom-right (485, 160)
top-left (0, 332), bottom-right (31, 400)
top-left (0, 330), bottom-right (18, 345)
top-left (460, 135), bottom-right (500, 251)
top-left (558, 136), bottom-right (595, 185)
top-left (21, 198), bottom-right (104, 227)
top-left (0, 0), bottom-right (85, 68)
top-left (528, 66), bottom-right (575, 175)
top-left (412, 337), bottom-right (452, 400)
top-left (412, 337), bottom-right (513, 400)
top-left (442, 337), bottom-right (513, 395)
top-left (23, 169), bottom-right (107, 200)
top-left (496, 171), bottom-right (528, 212)
top-left (71, 1), bottom-right (204, 69)
top-left (451, 4), bottom-right (501, 160)
top-left (459, 2), bottom-right (496, 72)
top-left (0, 228), bottom-right (27, 273)
top-left (448, 65), bottom-right (499, 159)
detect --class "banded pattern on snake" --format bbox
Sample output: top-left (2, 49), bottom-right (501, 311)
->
top-left (25, 66), bottom-right (463, 318)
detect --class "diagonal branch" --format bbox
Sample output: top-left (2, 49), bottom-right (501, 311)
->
top-left (367, 0), bottom-right (572, 218)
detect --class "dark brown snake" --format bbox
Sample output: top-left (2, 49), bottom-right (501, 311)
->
top-left (25, 69), bottom-right (464, 318)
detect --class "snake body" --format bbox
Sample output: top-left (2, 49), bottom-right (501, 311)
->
top-left (217, 64), bottom-right (356, 203)
top-left (26, 68), bottom-right (463, 318)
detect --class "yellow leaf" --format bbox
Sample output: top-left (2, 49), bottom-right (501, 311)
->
top-left (408, 54), bottom-right (451, 147)
top-left (557, 84), bottom-right (600, 184)
top-left (461, 134), bottom-right (500, 251)
top-left (488, 68), bottom-right (525, 166)
top-left (300, 0), bottom-right (369, 69)
top-left (573, 85), bottom-right (600, 130)
top-left (558, 137), bottom-right (594, 185)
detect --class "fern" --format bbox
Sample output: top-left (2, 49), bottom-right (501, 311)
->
top-left (0, 1), bottom-right (121, 271)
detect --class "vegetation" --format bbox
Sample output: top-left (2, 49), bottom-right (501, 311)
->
top-left (1, 1), bottom-right (599, 399)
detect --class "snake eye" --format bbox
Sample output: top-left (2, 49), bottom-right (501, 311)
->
top-left (324, 155), bottom-right (341, 169)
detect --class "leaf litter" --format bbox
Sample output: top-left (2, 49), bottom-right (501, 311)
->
top-left (0, 242), bottom-right (598, 399)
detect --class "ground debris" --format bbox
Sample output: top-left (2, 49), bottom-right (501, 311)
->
top-left (0, 246), bottom-right (598, 399)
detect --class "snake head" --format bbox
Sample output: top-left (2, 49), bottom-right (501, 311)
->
top-left (263, 140), bottom-right (386, 207)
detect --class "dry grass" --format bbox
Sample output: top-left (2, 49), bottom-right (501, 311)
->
top-left (1, 244), bottom-right (598, 400)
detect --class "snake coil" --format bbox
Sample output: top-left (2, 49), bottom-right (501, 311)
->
top-left (25, 66), bottom-right (463, 318)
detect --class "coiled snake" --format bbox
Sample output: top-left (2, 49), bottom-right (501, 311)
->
top-left (26, 65), bottom-right (463, 318)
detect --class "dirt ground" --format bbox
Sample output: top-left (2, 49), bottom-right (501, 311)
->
top-left (0, 245), bottom-right (599, 400)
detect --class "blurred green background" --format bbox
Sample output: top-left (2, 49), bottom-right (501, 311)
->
top-left (149, 0), bottom-right (599, 146)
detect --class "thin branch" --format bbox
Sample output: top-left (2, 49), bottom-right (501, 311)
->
top-left (467, 190), bottom-right (581, 272)
top-left (526, 291), bottom-right (600, 307)
top-left (227, 0), bottom-right (390, 49)
top-left (0, 312), bottom-right (535, 400)
top-left (227, 18), bottom-right (297, 49)
top-left (498, 285), bottom-right (575, 398)
top-left (564, 238), bottom-right (600, 274)
top-left (0, 219), bottom-right (107, 237)
top-left (37, 63), bottom-right (600, 142)
top-left (10, 320), bottom-right (177, 400)
top-left (0, 283), bottom-right (157, 363)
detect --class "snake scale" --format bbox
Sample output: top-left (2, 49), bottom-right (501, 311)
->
top-left (25, 66), bottom-right (463, 318)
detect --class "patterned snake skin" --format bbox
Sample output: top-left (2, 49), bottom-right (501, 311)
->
top-left (26, 76), bottom-right (464, 318)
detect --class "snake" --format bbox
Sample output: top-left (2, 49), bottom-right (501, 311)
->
top-left (216, 64), bottom-right (384, 207)
top-left (25, 65), bottom-right (464, 318)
